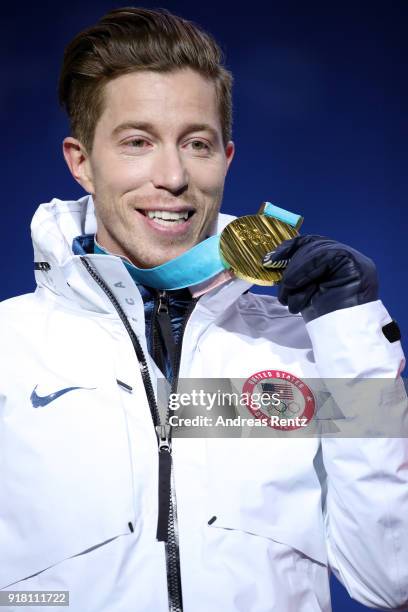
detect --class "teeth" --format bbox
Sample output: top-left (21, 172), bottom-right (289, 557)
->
top-left (152, 217), bottom-right (185, 226)
top-left (146, 210), bottom-right (189, 220)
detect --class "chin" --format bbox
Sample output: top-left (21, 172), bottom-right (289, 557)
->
top-left (154, 245), bottom-right (195, 267)
top-left (134, 251), bottom-right (183, 269)
top-left (127, 237), bottom-right (200, 268)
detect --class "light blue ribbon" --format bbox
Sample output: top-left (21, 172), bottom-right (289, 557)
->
top-left (94, 234), bottom-right (226, 290)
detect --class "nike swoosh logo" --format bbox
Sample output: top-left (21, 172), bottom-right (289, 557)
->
top-left (31, 385), bottom-right (95, 408)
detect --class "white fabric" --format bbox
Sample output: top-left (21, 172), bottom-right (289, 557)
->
top-left (0, 195), bottom-right (407, 611)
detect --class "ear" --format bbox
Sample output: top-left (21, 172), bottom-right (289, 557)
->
top-left (62, 137), bottom-right (95, 194)
top-left (224, 140), bottom-right (235, 174)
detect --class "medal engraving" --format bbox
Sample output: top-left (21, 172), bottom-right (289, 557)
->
top-left (219, 206), bottom-right (303, 286)
top-left (233, 221), bottom-right (271, 247)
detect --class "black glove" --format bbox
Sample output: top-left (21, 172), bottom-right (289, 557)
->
top-left (262, 235), bottom-right (379, 322)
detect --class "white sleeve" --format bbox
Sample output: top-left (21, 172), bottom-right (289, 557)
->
top-left (306, 300), bottom-right (408, 610)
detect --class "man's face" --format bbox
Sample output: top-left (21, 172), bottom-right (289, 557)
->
top-left (69, 68), bottom-right (234, 268)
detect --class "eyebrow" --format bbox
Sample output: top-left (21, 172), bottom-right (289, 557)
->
top-left (111, 121), bottom-right (220, 140)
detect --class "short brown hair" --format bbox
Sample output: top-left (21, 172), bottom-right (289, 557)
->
top-left (58, 7), bottom-right (233, 152)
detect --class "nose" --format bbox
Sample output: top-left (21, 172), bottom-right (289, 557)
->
top-left (151, 145), bottom-right (189, 195)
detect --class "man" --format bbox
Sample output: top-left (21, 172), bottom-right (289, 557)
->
top-left (0, 7), bottom-right (407, 612)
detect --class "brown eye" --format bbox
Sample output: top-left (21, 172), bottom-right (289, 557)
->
top-left (127, 139), bottom-right (148, 147)
top-left (190, 140), bottom-right (210, 152)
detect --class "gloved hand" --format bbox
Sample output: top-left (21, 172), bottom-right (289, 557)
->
top-left (262, 235), bottom-right (379, 322)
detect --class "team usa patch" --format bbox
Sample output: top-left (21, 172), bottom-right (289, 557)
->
top-left (242, 369), bottom-right (316, 430)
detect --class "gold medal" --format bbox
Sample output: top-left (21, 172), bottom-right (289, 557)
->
top-left (219, 202), bottom-right (303, 286)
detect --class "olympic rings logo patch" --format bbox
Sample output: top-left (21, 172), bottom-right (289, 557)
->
top-left (242, 370), bottom-right (316, 430)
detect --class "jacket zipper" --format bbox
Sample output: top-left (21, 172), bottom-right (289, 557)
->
top-left (160, 293), bottom-right (197, 612)
top-left (153, 290), bottom-right (177, 379)
top-left (154, 291), bottom-right (174, 542)
top-left (80, 258), bottom-right (196, 612)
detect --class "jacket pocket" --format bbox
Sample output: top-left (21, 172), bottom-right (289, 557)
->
top-left (0, 381), bottom-right (137, 588)
top-left (204, 438), bottom-right (328, 566)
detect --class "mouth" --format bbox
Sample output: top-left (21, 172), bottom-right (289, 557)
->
top-left (139, 208), bottom-right (195, 224)
top-left (135, 207), bottom-right (196, 230)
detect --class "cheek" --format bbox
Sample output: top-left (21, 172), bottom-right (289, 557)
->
top-left (190, 162), bottom-right (226, 195)
top-left (93, 153), bottom-right (147, 197)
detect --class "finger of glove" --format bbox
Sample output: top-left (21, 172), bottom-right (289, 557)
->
top-left (283, 284), bottom-right (318, 313)
top-left (279, 248), bottom-right (336, 300)
top-left (279, 246), bottom-right (376, 311)
top-left (262, 235), bottom-right (330, 268)
top-left (262, 238), bottom-right (296, 267)
top-left (277, 250), bottom-right (350, 309)
top-left (279, 237), bottom-right (359, 290)
top-left (277, 254), bottom-right (328, 301)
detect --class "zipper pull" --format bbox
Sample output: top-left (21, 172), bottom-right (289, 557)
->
top-left (156, 423), bottom-right (172, 542)
top-left (157, 290), bottom-right (168, 313)
top-left (156, 424), bottom-right (171, 452)
top-left (155, 290), bottom-right (176, 372)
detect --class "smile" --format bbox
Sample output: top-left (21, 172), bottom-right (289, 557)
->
top-left (145, 210), bottom-right (192, 225)
top-left (135, 208), bottom-right (195, 233)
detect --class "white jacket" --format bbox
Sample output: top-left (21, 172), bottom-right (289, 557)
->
top-left (0, 195), bottom-right (407, 612)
